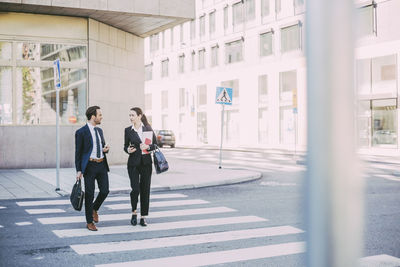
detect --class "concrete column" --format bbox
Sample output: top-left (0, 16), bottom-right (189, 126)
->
top-left (305, 0), bottom-right (363, 267)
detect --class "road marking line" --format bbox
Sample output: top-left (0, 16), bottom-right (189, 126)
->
top-left (16, 193), bottom-right (187, 207)
top-left (0, 225), bottom-right (3, 228)
top-left (106, 199), bottom-right (209, 210)
top-left (53, 216), bottom-right (267, 238)
top-left (25, 208), bottom-right (66, 214)
top-left (0, 206), bottom-right (6, 209)
top-left (71, 225), bottom-right (303, 255)
top-left (15, 221), bottom-right (33, 226)
top-left (95, 241), bottom-right (306, 267)
top-left (38, 206), bottom-right (236, 225)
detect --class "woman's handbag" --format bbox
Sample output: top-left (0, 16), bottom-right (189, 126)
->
top-left (70, 179), bottom-right (84, 211)
top-left (153, 145), bottom-right (169, 174)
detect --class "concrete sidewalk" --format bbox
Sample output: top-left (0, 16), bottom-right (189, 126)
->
top-left (0, 157), bottom-right (262, 200)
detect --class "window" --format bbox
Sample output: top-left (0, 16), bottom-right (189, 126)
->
top-left (197, 84), bottom-right (207, 106)
top-left (356, 58), bottom-right (371, 94)
top-left (261, 0), bottom-right (270, 17)
top-left (0, 41), bottom-right (12, 60)
top-left (356, 54), bottom-right (397, 95)
top-left (197, 111), bottom-right (208, 143)
top-left (179, 88), bottom-right (186, 108)
top-left (0, 66), bottom-right (12, 124)
top-left (191, 51), bottom-right (196, 71)
top-left (372, 55), bottom-right (397, 94)
top-left (198, 49), bottom-right (205, 69)
top-left (178, 54), bottom-right (185, 73)
top-left (145, 94), bottom-right (152, 110)
top-left (295, 0), bottom-right (304, 7)
top-left (190, 20), bottom-right (196, 40)
top-left (200, 15), bottom-right (206, 38)
top-left (211, 45), bottom-right (219, 67)
top-left (233, 1), bottom-right (244, 26)
top-left (209, 11), bottom-right (216, 36)
top-left (150, 33), bottom-right (159, 52)
top-left (260, 31), bottom-right (273, 57)
top-left (281, 24), bottom-right (301, 53)
top-left (357, 4), bottom-right (376, 38)
top-left (225, 39), bottom-right (243, 64)
top-left (180, 24), bottom-right (184, 43)
top-left (224, 6), bottom-right (229, 30)
top-left (245, 0), bottom-right (255, 21)
top-left (161, 59), bottom-right (169, 77)
top-left (258, 75), bottom-right (268, 103)
top-left (161, 91), bottom-right (168, 110)
top-left (145, 64), bottom-right (153, 81)
top-left (280, 106), bottom-right (294, 144)
top-left (279, 70), bottom-right (297, 101)
top-left (1, 42), bottom-right (87, 125)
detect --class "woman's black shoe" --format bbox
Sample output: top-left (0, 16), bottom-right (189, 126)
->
top-left (131, 214), bottom-right (137, 226)
top-left (140, 218), bottom-right (147, 227)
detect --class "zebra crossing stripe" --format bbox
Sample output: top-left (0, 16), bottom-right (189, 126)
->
top-left (16, 193), bottom-right (187, 207)
top-left (25, 208), bottom-right (65, 214)
top-left (71, 225), bottom-right (303, 255)
top-left (95, 241), bottom-right (306, 267)
top-left (53, 216), bottom-right (267, 238)
top-left (38, 207), bottom-right (236, 225)
top-left (106, 199), bottom-right (209, 210)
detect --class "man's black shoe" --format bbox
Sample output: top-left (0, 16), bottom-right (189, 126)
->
top-left (131, 214), bottom-right (137, 226)
top-left (140, 218), bottom-right (147, 227)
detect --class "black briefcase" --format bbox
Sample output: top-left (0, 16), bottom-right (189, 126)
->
top-left (153, 145), bottom-right (169, 174)
top-left (70, 179), bottom-right (84, 211)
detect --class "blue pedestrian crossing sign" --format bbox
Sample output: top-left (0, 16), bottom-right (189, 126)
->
top-left (216, 87), bottom-right (233, 105)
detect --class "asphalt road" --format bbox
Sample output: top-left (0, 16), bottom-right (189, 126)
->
top-left (0, 148), bottom-right (399, 266)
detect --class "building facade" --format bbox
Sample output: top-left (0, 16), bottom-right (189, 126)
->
top-left (144, 0), bottom-right (400, 154)
top-left (0, 0), bottom-right (195, 168)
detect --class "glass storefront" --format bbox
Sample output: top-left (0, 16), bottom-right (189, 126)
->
top-left (357, 98), bottom-right (397, 147)
top-left (356, 54), bottom-right (398, 148)
top-left (0, 41), bottom-right (87, 125)
top-left (372, 99), bottom-right (397, 146)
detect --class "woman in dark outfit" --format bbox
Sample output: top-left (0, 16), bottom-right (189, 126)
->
top-left (124, 107), bottom-right (157, 226)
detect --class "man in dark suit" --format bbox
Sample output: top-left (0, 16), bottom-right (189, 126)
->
top-left (75, 106), bottom-right (110, 231)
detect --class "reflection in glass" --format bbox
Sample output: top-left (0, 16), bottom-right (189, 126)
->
top-left (0, 67), bottom-right (12, 124)
top-left (372, 99), bottom-right (397, 146)
top-left (18, 43), bottom-right (86, 62)
top-left (0, 42), bottom-right (12, 60)
top-left (16, 67), bottom-right (87, 125)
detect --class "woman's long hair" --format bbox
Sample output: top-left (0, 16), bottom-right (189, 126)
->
top-left (131, 107), bottom-right (152, 129)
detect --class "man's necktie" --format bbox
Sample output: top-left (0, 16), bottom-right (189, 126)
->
top-left (94, 127), bottom-right (101, 158)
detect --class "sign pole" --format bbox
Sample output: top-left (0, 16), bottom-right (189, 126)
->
top-left (215, 86), bottom-right (232, 169)
top-left (54, 59), bottom-right (61, 191)
top-left (218, 104), bottom-right (225, 169)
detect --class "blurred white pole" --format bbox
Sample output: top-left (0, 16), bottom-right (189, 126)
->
top-left (305, 0), bottom-right (363, 267)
